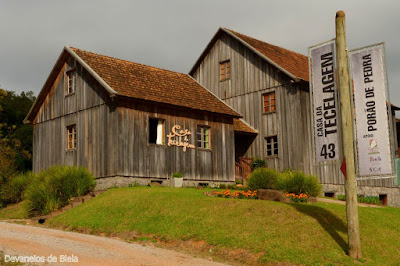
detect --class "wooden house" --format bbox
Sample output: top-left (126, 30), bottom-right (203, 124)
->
top-left (190, 28), bottom-right (400, 206)
top-left (24, 46), bottom-right (257, 188)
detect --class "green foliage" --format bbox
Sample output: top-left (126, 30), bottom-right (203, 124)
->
top-left (338, 194), bottom-right (380, 205)
top-left (219, 184), bottom-right (226, 189)
top-left (247, 167), bottom-right (279, 190)
top-left (250, 157), bottom-right (267, 170)
top-left (24, 166), bottom-right (95, 216)
top-left (337, 194), bottom-right (346, 201)
top-left (358, 196), bottom-right (380, 205)
top-left (278, 171), bottom-right (322, 197)
top-left (172, 172), bottom-right (183, 178)
top-left (0, 90), bottom-right (36, 172)
top-left (1, 172), bottom-right (34, 204)
top-left (235, 180), bottom-right (242, 185)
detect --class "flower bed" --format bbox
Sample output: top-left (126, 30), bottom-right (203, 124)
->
top-left (285, 193), bottom-right (308, 203)
top-left (212, 190), bottom-right (257, 199)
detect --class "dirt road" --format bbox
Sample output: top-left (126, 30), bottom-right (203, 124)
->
top-left (0, 222), bottom-right (225, 265)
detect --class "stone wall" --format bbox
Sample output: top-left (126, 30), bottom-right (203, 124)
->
top-left (323, 184), bottom-right (400, 207)
top-left (95, 176), bottom-right (234, 190)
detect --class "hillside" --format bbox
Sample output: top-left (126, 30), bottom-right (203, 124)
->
top-left (47, 187), bottom-right (399, 265)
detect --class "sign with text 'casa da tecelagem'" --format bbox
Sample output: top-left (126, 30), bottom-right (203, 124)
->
top-left (309, 40), bottom-right (340, 163)
top-left (349, 44), bottom-right (394, 178)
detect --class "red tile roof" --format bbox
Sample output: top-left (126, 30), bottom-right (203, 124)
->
top-left (233, 118), bottom-right (258, 135)
top-left (70, 47), bottom-right (240, 117)
top-left (224, 28), bottom-right (309, 81)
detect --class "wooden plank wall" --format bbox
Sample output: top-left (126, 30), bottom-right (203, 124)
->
top-left (116, 102), bottom-right (235, 182)
top-left (32, 56), bottom-right (118, 178)
top-left (191, 31), bottom-right (398, 188)
top-left (192, 32), bottom-right (311, 174)
top-left (32, 55), bottom-right (235, 182)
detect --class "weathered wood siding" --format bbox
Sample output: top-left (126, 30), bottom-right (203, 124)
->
top-left (192, 32), bottom-right (398, 188)
top-left (32, 55), bottom-right (235, 182)
top-left (116, 101), bottom-right (235, 182)
top-left (32, 56), bottom-right (118, 178)
top-left (192, 32), bottom-right (312, 174)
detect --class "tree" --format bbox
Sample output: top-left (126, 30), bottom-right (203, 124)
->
top-left (0, 88), bottom-right (35, 175)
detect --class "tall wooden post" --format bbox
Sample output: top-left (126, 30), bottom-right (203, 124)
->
top-left (335, 10), bottom-right (362, 259)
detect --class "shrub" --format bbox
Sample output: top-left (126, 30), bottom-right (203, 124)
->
top-left (250, 157), bottom-right (267, 170)
top-left (172, 172), bottom-right (183, 178)
top-left (24, 166), bottom-right (95, 216)
top-left (247, 167), bottom-right (279, 190)
top-left (278, 171), bottom-right (321, 197)
top-left (1, 172), bottom-right (35, 204)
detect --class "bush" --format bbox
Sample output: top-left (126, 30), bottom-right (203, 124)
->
top-left (247, 167), bottom-right (279, 190)
top-left (172, 172), bottom-right (183, 178)
top-left (1, 172), bottom-right (35, 204)
top-left (278, 171), bottom-right (321, 197)
top-left (24, 166), bottom-right (95, 216)
top-left (250, 157), bottom-right (267, 170)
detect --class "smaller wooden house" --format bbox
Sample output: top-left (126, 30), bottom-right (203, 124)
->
top-left (24, 46), bottom-right (256, 188)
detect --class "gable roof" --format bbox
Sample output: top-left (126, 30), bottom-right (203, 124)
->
top-left (25, 46), bottom-right (240, 123)
top-left (189, 28), bottom-right (309, 82)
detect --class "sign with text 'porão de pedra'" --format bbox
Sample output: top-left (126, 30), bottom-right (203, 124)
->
top-left (309, 40), bottom-right (340, 163)
top-left (349, 44), bottom-right (394, 178)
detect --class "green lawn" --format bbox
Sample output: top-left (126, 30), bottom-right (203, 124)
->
top-left (47, 187), bottom-right (399, 265)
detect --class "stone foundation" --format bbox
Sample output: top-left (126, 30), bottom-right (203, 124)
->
top-left (95, 176), bottom-right (234, 190)
top-left (322, 183), bottom-right (400, 207)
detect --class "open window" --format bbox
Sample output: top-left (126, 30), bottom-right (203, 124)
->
top-left (149, 118), bottom-right (164, 145)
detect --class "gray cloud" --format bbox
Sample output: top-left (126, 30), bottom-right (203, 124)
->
top-left (1, 0), bottom-right (399, 107)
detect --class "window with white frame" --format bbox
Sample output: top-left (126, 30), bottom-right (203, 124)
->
top-left (197, 126), bottom-right (210, 149)
top-left (66, 70), bottom-right (76, 95)
top-left (67, 125), bottom-right (77, 150)
top-left (149, 118), bottom-right (164, 145)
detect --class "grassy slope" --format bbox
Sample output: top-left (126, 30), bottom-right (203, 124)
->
top-left (49, 187), bottom-right (400, 265)
top-left (0, 202), bottom-right (29, 220)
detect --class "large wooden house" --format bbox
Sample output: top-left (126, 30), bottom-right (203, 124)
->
top-left (24, 46), bottom-right (258, 188)
top-left (190, 28), bottom-right (400, 206)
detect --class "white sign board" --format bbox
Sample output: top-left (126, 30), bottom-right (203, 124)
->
top-left (350, 44), bottom-right (394, 178)
top-left (309, 40), bottom-right (340, 163)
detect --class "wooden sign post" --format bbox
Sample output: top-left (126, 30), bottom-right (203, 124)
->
top-left (335, 10), bottom-right (362, 259)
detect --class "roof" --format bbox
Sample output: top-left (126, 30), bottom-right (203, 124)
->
top-left (189, 28), bottom-right (309, 82)
top-left (25, 46), bottom-right (240, 123)
top-left (233, 118), bottom-right (258, 135)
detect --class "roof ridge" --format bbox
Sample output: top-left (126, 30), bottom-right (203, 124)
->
top-left (223, 28), bottom-right (307, 59)
top-left (69, 46), bottom-right (187, 76)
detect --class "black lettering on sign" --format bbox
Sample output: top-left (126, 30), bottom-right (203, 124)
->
top-left (321, 143), bottom-right (336, 159)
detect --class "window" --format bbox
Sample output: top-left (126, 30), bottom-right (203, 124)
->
top-left (67, 125), bottom-right (77, 150)
top-left (149, 118), bottom-right (164, 145)
top-left (263, 92), bottom-right (276, 113)
top-left (197, 126), bottom-right (210, 149)
top-left (66, 70), bottom-right (76, 95)
top-left (219, 60), bottom-right (230, 81)
top-left (266, 136), bottom-right (278, 156)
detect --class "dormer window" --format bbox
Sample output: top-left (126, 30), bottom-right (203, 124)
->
top-left (219, 60), bottom-right (230, 81)
top-left (66, 70), bottom-right (76, 95)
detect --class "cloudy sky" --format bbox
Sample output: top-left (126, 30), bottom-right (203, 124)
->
top-left (1, 0), bottom-right (399, 106)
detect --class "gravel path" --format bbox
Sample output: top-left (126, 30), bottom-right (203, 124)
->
top-left (0, 222), bottom-right (225, 265)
